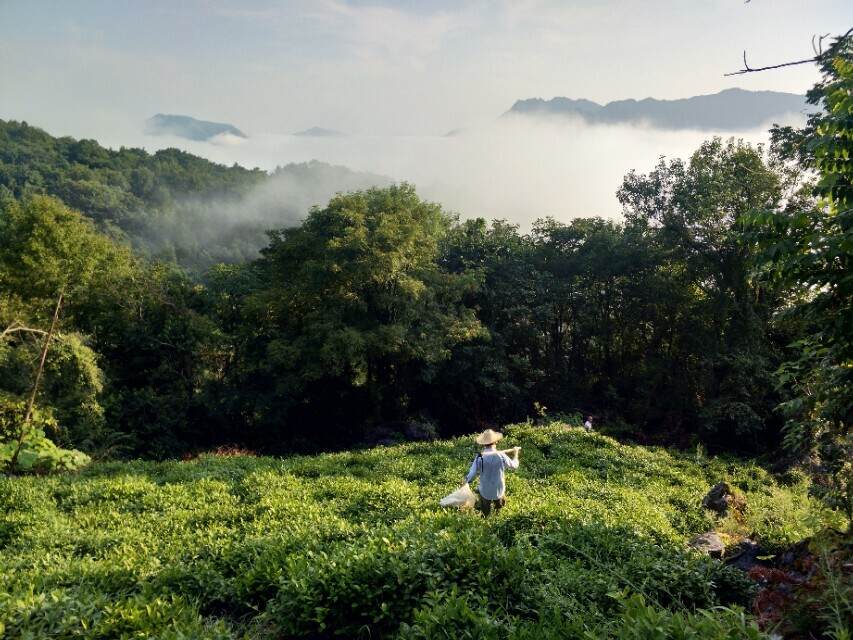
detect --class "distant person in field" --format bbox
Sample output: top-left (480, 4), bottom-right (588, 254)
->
top-left (465, 429), bottom-right (520, 516)
top-left (583, 416), bottom-right (594, 432)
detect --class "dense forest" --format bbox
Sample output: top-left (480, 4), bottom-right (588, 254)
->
top-left (0, 35), bottom-right (850, 524)
top-left (0, 136), bottom-right (791, 453)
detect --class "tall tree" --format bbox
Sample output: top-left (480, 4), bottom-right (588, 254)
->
top-left (748, 32), bottom-right (852, 524)
top-left (617, 138), bottom-right (789, 446)
top-left (245, 185), bottom-right (483, 442)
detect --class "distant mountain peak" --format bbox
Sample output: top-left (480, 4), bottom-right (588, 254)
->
top-left (510, 97), bottom-right (602, 115)
top-left (293, 127), bottom-right (345, 137)
top-left (505, 88), bottom-right (809, 131)
top-left (145, 114), bottom-right (246, 141)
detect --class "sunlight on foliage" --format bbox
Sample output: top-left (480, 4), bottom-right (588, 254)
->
top-left (1, 423), bottom-right (839, 638)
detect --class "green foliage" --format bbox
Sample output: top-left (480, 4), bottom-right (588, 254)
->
top-left (235, 184), bottom-right (484, 435)
top-left (596, 593), bottom-right (766, 640)
top-left (423, 141), bottom-right (791, 450)
top-left (0, 193), bottom-right (135, 301)
top-left (614, 138), bottom-right (789, 447)
top-left (0, 393), bottom-right (89, 473)
top-left (747, 32), bottom-right (853, 525)
top-left (400, 592), bottom-right (766, 640)
top-left (0, 194), bottom-right (224, 457)
top-left (0, 330), bottom-right (107, 449)
top-left (1, 424), bottom-right (840, 638)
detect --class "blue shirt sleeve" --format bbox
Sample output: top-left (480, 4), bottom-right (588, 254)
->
top-left (500, 452), bottom-right (519, 470)
top-left (465, 455), bottom-right (480, 483)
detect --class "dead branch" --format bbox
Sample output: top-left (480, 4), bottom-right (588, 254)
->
top-left (724, 28), bottom-right (852, 76)
top-left (1, 323), bottom-right (49, 339)
top-left (725, 54), bottom-right (821, 76)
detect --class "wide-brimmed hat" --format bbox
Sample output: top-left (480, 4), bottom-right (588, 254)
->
top-left (475, 429), bottom-right (503, 445)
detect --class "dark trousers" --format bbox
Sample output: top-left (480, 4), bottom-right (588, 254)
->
top-left (477, 494), bottom-right (506, 516)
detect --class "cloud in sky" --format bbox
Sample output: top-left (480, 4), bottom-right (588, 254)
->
top-left (0, 1), bottom-right (847, 227)
top-left (1, 0), bottom-right (849, 138)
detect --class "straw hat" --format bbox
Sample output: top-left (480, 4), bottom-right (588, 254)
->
top-left (475, 429), bottom-right (503, 446)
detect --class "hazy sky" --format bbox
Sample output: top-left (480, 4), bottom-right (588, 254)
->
top-left (1, 1), bottom-right (850, 225)
top-left (1, 1), bottom-right (850, 138)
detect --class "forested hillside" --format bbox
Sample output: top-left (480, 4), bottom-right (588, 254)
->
top-left (0, 142), bottom-right (788, 458)
top-left (0, 131), bottom-right (814, 457)
top-left (0, 120), bottom-right (388, 271)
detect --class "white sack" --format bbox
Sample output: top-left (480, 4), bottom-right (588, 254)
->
top-left (440, 482), bottom-right (476, 509)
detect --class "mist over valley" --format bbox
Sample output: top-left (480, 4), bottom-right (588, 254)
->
top-left (130, 91), bottom-right (805, 230)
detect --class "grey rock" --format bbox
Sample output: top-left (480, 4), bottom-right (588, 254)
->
top-left (702, 482), bottom-right (733, 515)
top-left (689, 532), bottom-right (726, 558)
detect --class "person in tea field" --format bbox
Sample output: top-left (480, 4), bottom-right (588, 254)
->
top-left (465, 429), bottom-right (520, 515)
top-left (583, 415), bottom-right (594, 432)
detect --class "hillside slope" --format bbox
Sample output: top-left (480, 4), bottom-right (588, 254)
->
top-left (0, 423), bottom-right (839, 638)
top-left (0, 119), bottom-right (389, 272)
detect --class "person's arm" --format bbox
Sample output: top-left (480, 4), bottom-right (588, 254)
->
top-left (465, 456), bottom-right (480, 484)
top-left (502, 448), bottom-right (520, 470)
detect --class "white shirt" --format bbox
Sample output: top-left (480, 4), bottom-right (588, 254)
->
top-left (583, 420), bottom-right (593, 432)
top-left (465, 445), bottom-right (519, 500)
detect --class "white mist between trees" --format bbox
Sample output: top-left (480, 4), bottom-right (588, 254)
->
top-left (140, 112), bottom-right (806, 235)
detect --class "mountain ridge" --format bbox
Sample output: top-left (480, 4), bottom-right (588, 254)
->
top-left (293, 126), bottom-right (345, 137)
top-left (145, 114), bottom-right (247, 141)
top-left (506, 88), bottom-right (809, 130)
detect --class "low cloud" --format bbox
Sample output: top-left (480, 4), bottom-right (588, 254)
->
top-left (134, 160), bottom-right (391, 269)
top-left (148, 115), bottom-right (803, 230)
top-left (208, 132), bottom-right (248, 146)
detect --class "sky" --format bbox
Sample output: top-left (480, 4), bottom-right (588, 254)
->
top-left (2, 0), bottom-right (849, 136)
top-left (1, 1), bottom-right (851, 224)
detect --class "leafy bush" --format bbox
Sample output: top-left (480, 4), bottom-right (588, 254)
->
top-left (599, 594), bottom-right (766, 640)
top-left (0, 423), bottom-right (842, 638)
top-left (0, 393), bottom-right (89, 473)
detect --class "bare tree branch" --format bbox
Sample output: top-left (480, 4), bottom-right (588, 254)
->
top-left (724, 27), bottom-right (852, 76)
top-left (812, 33), bottom-right (830, 57)
top-left (1, 324), bottom-right (49, 339)
top-left (9, 290), bottom-right (64, 470)
top-left (725, 55), bottom-right (821, 77)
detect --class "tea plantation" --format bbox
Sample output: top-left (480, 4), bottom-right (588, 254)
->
top-left (1, 423), bottom-right (841, 639)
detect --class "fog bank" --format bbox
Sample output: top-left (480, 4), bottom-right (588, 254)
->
top-left (115, 113), bottom-right (806, 229)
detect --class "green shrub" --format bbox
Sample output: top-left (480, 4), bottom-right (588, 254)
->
top-left (0, 422), bottom-right (840, 638)
top-left (600, 594), bottom-right (766, 640)
top-left (0, 394), bottom-right (90, 473)
top-left (398, 588), bottom-right (506, 639)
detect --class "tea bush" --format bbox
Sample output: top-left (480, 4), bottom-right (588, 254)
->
top-left (0, 423), bottom-right (843, 638)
